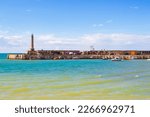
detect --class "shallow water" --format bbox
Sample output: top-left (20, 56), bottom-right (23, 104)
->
top-left (0, 54), bottom-right (150, 99)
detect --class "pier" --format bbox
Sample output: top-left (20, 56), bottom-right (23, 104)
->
top-left (7, 34), bottom-right (150, 60)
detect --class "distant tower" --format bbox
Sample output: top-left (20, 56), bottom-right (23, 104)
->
top-left (31, 34), bottom-right (34, 51)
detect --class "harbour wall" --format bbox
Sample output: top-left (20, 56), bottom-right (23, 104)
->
top-left (7, 54), bottom-right (26, 60)
top-left (7, 52), bottom-right (150, 60)
top-left (7, 34), bottom-right (150, 60)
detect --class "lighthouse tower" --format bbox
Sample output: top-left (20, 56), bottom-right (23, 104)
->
top-left (31, 34), bottom-right (34, 51)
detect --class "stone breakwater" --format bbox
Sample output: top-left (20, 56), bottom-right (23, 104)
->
top-left (7, 34), bottom-right (150, 60)
top-left (7, 50), bottom-right (150, 60)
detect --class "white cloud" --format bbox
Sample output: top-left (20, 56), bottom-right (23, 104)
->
top-left (0, 31), bottom-right (29, 52)
top-left (92, 24), bottom-right (104, 27)
top-left (106, 19), bottom-right (112, 23)
top-left (92, 20), bottom-right (112, 28)
top-left (37, 34), bottom-right (80, 45)
top-left (80, 33), bottom-right (150, 50)
top-left (98, 24), bottom-right (104, 27)
top-left (0, 31), bottom-right (150, 52)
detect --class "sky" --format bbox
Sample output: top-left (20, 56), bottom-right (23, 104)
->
top-left (0, 0), bottom-right (150, 52)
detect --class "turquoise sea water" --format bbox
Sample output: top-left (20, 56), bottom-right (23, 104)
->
top-left (0, 53), bottom-right (150, 100)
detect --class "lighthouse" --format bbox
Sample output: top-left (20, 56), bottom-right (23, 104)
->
top-left (31, 34), bottom-right (34, 51)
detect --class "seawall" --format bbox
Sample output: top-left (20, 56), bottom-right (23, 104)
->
top-left (7, 51), bottom-right (150, 60)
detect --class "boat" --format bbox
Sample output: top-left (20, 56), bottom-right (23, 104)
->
top-left (102, 58), bottom-right (108, 60)
top-left (111, 58), bottom-right (123, 61)
top-left (147, 59), bottom-right (150, 61)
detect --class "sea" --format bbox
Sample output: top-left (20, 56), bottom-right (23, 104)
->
top-left (0, 53), bottom-right (150, 100)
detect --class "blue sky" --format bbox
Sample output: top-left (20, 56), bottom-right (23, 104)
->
top-left (0, 0), bottom-right (150, 52)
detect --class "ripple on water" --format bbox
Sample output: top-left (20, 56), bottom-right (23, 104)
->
top-left (0, 58), bottom-right (150, 99)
